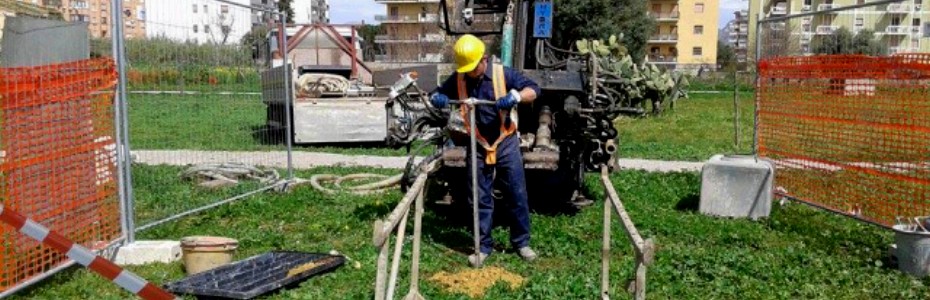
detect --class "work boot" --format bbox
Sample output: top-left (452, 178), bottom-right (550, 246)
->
top-left (468, 252), bottom-right (489, 268)
top-left (518, 247), bottom-right (537, 262)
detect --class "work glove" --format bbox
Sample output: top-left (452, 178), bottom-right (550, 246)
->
top-left (496, 90), bottom-right (521, 110)
top-left (430, 93), bottom-right (449, 109)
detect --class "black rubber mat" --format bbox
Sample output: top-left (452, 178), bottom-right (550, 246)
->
top-left (164, 251), bottom-right (345, 299)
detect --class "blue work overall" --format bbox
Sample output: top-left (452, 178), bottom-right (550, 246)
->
top-left (435, 59), bottom-right (541, 254)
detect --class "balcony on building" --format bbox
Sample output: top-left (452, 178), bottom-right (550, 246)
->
top-left (374, 34), bottom-right (418, 43)
top-left (769, 22), bottom-right (787, 31)
top-left (818, 2), bottom-right (837, 12)
top-left (885, 25), bottom-right (911, 35)
top-left (768, 2), bottom-right (788, 15)
top-left (886, 3), bottom-right (911, 13)
top-left (375, 13), bottom-right (439, 23)
top-left (647, 55), bottom-right (677, 64)
top-left (648, 34), bottom-right (679, 43)
top-left (649, 10), bottom-right (680, 22)
top-left (815, 25), bottom-right (839, 35)
top-left (419, 34), bottom-right (444, 42)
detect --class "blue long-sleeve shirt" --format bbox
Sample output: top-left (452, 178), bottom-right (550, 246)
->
top-left (433, 59), bottom-right (542, 143)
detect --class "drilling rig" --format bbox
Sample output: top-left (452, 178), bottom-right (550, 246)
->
top-left (384, 0), bottom-right (687, 208)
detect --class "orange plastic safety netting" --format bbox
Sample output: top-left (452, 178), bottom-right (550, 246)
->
top-left (0, 58), bottom-right (121, 292)
top-left (757, 54), bottom-right (930, 227)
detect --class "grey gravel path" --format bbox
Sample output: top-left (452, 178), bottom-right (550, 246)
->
top-left (133, 150), bottom-right (705, 173)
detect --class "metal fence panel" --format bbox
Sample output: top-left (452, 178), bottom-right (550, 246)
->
top-left (116, 0), bottom-right (291, 232)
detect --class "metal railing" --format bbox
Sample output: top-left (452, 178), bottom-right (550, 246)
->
top-left (886, 3), bottom-right (911, 12)
top-left (885, 25), bottom-right (911, 34)
top-left (648, 34), bottom-right (679, 42)
top-left (600, 166), bottom-right (655, 300)
top-left (815, 25), bottom-right (839, 34)
top-left (648, 11), bottom-right (680, 20)
top-left (375, 13), bottom-right (439, 23)
top-left (818, 3), bottom-right (836, 11)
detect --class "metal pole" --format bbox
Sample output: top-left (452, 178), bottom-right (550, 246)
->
top-left (280, 13), bottom-right (295, 180)
top-left (113, 0), bottom-right (136, 243)
top-left (469, 104), bottom-right (481, 266)
top-left (109, 0), bottom-right (130, 245)
top-left (734, 70), bottom-right (740, 149)
top-left (753, 13), bottom-right (762, 156)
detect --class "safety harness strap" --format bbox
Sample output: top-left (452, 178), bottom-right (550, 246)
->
top-left (457, 64), bottom-right (517, 165)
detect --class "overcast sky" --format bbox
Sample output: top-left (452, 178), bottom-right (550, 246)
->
top-left (330, 0), bottom-right (747, 28)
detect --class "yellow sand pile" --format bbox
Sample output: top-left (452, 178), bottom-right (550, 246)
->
top-left (428, 266), bottom-right (526, 298)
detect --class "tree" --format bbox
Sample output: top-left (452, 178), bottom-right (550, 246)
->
top-left (210, 12), bottom-right (236, 45)
top-left (241, 25), bottom-right (270, 63)
top-left (356, 24), bottom-right (383, 61)
top-left (813, 27), bottom-right (887, 56)
top-left (717, 40), bottom-right (736, 70)
top-left (277, 0), bottom-right (294, 23)
top-left (552, 0), bottom-right (655, 62)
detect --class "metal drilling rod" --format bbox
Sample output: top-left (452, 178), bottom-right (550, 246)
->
top-left (450, 98), bottom-right (495, 267)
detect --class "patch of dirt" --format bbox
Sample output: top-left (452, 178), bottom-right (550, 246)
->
top-left (428, 266), bottom-right (526, 298)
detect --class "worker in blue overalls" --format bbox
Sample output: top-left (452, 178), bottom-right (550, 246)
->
top-left (429, 34), bottom-right (542, 267)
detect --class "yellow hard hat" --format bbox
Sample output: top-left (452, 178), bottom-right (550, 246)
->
top-left (453, 34), bottom-right (486, 73)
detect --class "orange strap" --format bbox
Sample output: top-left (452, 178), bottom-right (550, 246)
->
top-left (457, 64), bottom-right (517, 165)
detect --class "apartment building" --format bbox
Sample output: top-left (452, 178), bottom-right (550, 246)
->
top-left (749, 0), bottom-right (930, 57)
top-left (374, 0), bottom-right (447, 62)
top-left (145, 0), bottom-right (253, 44)
top-left (42, 0), bottom-right (146, 38)
top-left (293, 0), bottom-right (329, 24)
top-left (646, 0), bottom-right (720, 71)
top-left (728, 9), bottom-right (750, 63)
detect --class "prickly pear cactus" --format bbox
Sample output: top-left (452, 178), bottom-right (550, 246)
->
top-left (575, 34), bottom-right (689, 116)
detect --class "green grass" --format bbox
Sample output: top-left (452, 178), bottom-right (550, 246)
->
top-left (13, 165), bottom-right (930, 299)
top-left (129, 90), bottom-right (752, 161)
top-left (617, 92), bottom-right (755, 161)
top-left (128, 93), bottom-right (410, 156)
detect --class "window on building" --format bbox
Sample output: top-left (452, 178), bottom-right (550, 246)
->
top-left (694, 3), bottom-right (704, 12)
top-left (193, 25), bottom-right (199, 33)
top-left (221, 5), bottom-right (229, 14)
top-left (693, 47), bottom-right (703, 56)
top-left (804, 0), bottom-right (812, 5)
top-left (204, 25), bottom-right (211, 33)
top-left (193, 4), bottom-right (197, 13)
top-left (855, 17), bottom-right (864, 31)
top-left (857, 0), bottom-right (865, 4)
top-left (71, 0), bottom-right (87, 9)
top-left (204, 5), bottom-right (208, 13)
top-left (694, 25), bottom-right (704, 34)
top-left (892, 16), bottom-right (902, 26)
top-left (652, 4), bottom-right (661, 13)
top-left (101, 17), bottom-right (107, 24)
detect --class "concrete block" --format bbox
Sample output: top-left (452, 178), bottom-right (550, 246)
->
top-left (114, 241), bottom-right (182, 266)
top-left (699, 154), bottom-right (774, 220)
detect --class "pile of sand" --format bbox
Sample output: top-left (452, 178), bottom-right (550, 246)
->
top-left (428, 266), bottom-right (526, 298)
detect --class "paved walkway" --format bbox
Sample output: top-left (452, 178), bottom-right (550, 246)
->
top-left (133, 150), bottom-right (704, 173)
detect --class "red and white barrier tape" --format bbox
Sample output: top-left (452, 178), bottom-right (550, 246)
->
top-left (0, 205), bottom-right (176, 300)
